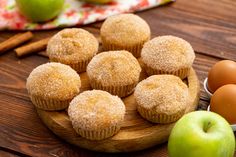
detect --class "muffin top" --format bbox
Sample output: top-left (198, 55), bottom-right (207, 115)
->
top-left (47, 28), bottom-right (99, 63)
top-left (141, 35), bottom-right (195, 71)
top-left (87, 50), bottom-right (141, 86)
top-left (101, 14), bottom-right (150, 46)
top-left (68, 90), bottom-right (125, 130)
top-left (134, 75), bottom-right (189, 115)
top-left (26, 62), bottom-right (81, 100)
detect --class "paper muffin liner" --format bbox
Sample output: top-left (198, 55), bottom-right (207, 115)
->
top-left (144, 64), bottom-right (191, 79)
top-left (75, 125), bottom-right (120, 140)
top-left (137, 105), bottom-right (185, 124)
top-left (101, 38), bottom-right (149, 58)
top-left (30, 95), bottom-right (71, 111)
top-left (49, 57), bottom-right (93, 73)
top-left (89, 79), bottom-right (137, 97)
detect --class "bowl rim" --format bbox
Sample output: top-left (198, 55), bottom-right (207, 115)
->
top-left (203, 78), bottom-right (213, 98)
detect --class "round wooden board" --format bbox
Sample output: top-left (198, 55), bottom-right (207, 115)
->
top-left (37, 67), bottom-right (200, 153)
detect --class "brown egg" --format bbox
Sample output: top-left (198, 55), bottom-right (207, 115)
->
top-left (210, 84), bottom-right (236, 124)
top-left (208, 60), bottom-right (236, 93)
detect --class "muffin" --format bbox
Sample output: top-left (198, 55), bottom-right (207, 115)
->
top-left (47, 28), bottom-right (99, 73)
top-left (26, 63), bottom-right (81, 110)
top-left (100, 14), bottom-right (151, 57)
top-left (87, 50), bottom-right (141, 97)
top-left (134, 75), bottom-right (189, 123)
top-left (141, 35), bottom-right (195, 79)
top-left (68, 90), bottom-right (125, 140)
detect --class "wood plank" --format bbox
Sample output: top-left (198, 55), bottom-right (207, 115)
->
top-left (172, 0), bottom-right (236, 24)
top-left (0, 93), bottom-right (98, 157)
top-left (0, 26), bottom-right (99, 42)
top-left (0, 150), bottom-right (20, 157)
top-left (136, 4), bottom-right (236, 60)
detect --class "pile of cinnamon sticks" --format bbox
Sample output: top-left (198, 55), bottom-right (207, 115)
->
top-left (0, 31), bottom-right (50, 57)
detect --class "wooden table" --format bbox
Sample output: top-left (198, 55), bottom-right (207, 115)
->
top-left (0, 0), bottom-right (236, 156)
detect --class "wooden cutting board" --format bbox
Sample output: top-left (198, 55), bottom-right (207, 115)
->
top-left (36, 66), bottom-right (200, 153)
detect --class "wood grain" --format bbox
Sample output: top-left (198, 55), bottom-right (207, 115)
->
top-left (0, 0), bottom-right (236, 156)
top-left (0, 150), bottom-right (20, 157)
top-left (137, 0), bottom-right (236, 60)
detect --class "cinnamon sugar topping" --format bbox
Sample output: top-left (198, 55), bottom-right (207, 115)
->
top-left (26, 62), bottom-right (81, 100)
top-left (68, 90), bottom-right (125, 130)
top-left (47, 28), bottom-right (99, 63)
top-left (134, 75), bottom-right (189, 115)
top-left (101, 14), bottom-right (150, 46)
top-left (141, 35), bottom-right (195, 72)
top-left (87, 50), bottom-right (141, 86)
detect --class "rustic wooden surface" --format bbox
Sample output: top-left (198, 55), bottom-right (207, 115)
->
top-left (36, 68), bottom-right (199, 153)
top-left (0, 0), bottom-right (236, 156)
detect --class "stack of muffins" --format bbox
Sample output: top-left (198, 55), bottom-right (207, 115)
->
top-left (26, 13), bottom-right (195, 141)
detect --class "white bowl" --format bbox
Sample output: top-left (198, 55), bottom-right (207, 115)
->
top-left (207, 106), bottom-right (236, 131)
top-left (203, 78), bottom-right (212, 98)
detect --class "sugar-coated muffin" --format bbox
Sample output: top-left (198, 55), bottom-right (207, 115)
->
top-left (101, 14), bottom-right (151, 57)
top-left (26, 63), bottom-right (81, 110)
top-left (87, 50), bottom-right (141, 97)
top-left (68, 90), bottom-right (125, 140)
top-left (141, 35), bottom-right (195, 79)
top-left (47, 28), bottom-right (99, 73)
top-left (134, 75), bottom-right (189, 123)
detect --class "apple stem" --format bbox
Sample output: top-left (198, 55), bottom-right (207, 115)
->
top-left (203, 121), bottom-right (212, 133)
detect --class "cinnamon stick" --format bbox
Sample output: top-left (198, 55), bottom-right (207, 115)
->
top-left (0, 32), bottom-right (33, 54)
top-left (15, 37), bottom-right (51, 57)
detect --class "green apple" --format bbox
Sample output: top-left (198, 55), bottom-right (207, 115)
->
top-left (168, 111), bottom-right (235, 157)
top-left (15, 0), bottom-right (64, 22)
